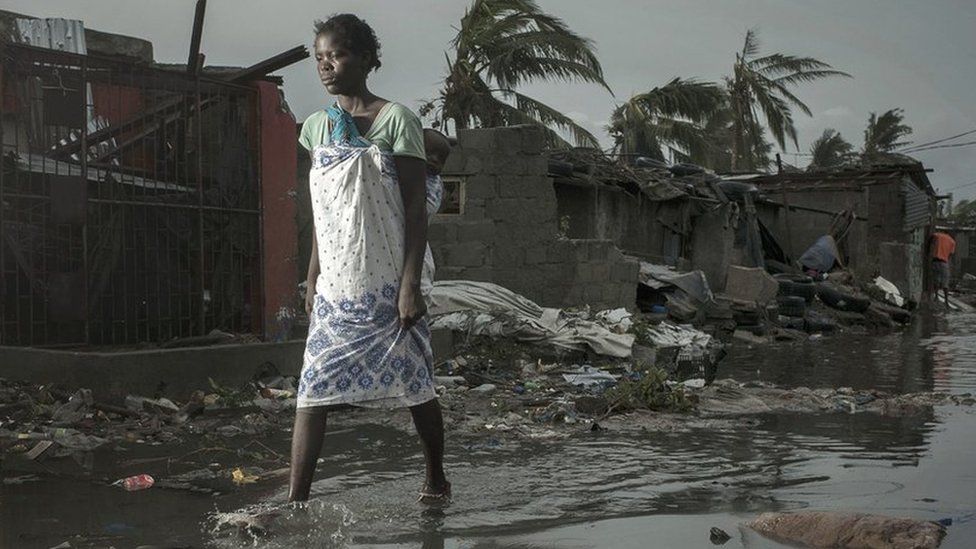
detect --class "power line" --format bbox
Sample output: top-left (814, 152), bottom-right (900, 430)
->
top-left (899, 127), bottom-right (976, 152)
top-left (905, 140), bottom-right (976, 153)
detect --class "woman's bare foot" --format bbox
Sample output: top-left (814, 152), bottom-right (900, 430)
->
top-left (417, 481), bottom-right (452, 504)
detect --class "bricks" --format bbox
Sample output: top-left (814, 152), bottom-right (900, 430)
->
top-left (458, 128), bottom-right (497, 151)
top-left (457, 221), bottom-right (495, 243)
top-left (443, 242), bottom-right (487, 267)
top-left (464, 175), bottom-right (497, 199)
top-left (591, 263), bottom-right (611, 281)
top-left (427, 222), bottom-right (457, 245)
top-left (491, 245), bottom-right (525, 269)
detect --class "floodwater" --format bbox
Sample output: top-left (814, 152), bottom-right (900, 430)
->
top-left (3, 311), bottom-right (976, 548)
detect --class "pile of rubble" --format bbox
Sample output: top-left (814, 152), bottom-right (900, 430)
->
top-left (636, 258), bottom-right (917, 347)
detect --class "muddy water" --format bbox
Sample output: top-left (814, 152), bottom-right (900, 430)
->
top-left (3, 312), bottom-right (976, 548)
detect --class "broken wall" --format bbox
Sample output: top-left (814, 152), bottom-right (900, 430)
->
top-left (432, 125), bottom-right (637, 311)
top-left (554, 182), bottom-right (670, 261)
top-left (756, 187), bottom-right (872, 280)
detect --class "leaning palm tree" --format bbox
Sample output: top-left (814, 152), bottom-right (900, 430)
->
top-left (607, 78), bottom-right (725, 162)
top-left (726, 29), bottom-right (850, 171)
top-left (425, 0), bottom-right (611, 148)
top-left (863, 108), bottom-right (913, 157)
top-left (808, 128), bottom-right (854, 169)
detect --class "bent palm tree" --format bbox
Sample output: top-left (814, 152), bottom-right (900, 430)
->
top-left (863, 108), bottom-right (913, 157)
top-left (727, 29), bottom-right (850, 170)
top-left (809, 129), bottom-right (854, 168)
top-left (426, 0), bottom-right (611, 148)
top-left (607, 78), bottom-right (725, 162)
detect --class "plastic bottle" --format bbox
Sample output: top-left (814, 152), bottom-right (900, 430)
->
top-left (116, 474), bottom-right (154, 491)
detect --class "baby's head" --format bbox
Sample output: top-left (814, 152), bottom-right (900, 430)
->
top-left (423, 128), bottom-right (451, 176)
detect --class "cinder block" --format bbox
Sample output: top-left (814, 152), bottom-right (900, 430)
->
top-left (444, 242), bottom-right (487, 267)
top-left (523, 155), bottom-right (548, 176)
top-left (491, 245), bottom-right (525, 269)
top-left (591, 263), bottom-right (611, 281)
top-left (427, 222), bottom-right (457, 245)
top-left (464, 175), bottom-right (498, 199)
top-left (611, 260), bottom-right (638, 282)
top-left (523, 246), bottom-right (549, 265)
top-left (546, 240), bottom-right (573, 263)
top-left (564, 285), bottom-right (584, 305)
top-left (522, 127), bottom-right (545, 154)
top-left (442, 148), bottom-right (465, 175)
top-left (458, 267), bottom-right (492, 281)
top-left (463, 155), bottom-right (483, 174)
top-left (458, 128), bottom-right (497, 151)
top-left (463, 198), bottom-right (486, 220)
top-left (497, 177), bottom-right (521, 198)
top-left (589, 244), bottom-right (610, 262)
top-left (485, 198), bottom-right (521, 221)
top-left (457, 221), bottom-right (496, 243)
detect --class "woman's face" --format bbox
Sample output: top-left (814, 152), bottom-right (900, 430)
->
top-left (314, 33), bottom-right (370, 96)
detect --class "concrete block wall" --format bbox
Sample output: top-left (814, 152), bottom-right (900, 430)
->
top-left (431, 125), bottom-right (637, 311)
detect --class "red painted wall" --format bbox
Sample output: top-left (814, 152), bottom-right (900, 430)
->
top-left (253, 81), bottom-right (299, 341)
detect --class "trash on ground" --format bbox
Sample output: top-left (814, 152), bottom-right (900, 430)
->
top-left (748, 511), bottom-right (945, 549)
top-left (115, 474), bottom-right (155, 491)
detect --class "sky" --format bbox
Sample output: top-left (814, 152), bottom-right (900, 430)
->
top-left (8, 1), bottom-right (976, 199)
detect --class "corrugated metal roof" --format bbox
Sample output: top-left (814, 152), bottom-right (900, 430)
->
top-left (903, 178), bottom-right (933, 230)
top-left (13, 17), bottom-right (87, 53)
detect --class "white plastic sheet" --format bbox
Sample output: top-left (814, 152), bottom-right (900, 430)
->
top-left (428, 280), bottom-right (634, 357)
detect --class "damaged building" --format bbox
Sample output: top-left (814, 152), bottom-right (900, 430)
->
top-left (0, 10), bottom-right (302, 348)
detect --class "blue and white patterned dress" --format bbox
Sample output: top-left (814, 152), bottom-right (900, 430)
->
top-left (298, 141), bottom-right (436, 409)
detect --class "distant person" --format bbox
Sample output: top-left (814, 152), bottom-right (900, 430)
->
top-left (291, 13), bottom-right (450, 504)
top-left (930, 231), bottom-right (956, 307)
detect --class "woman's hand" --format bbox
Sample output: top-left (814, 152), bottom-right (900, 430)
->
top-left (397, 283), bottom-right (427, 329)
top-left (305, 279), bottom-right (316, 317)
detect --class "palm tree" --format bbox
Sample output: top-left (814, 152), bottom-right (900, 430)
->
top-left (607, 78), bottom-right (725, 162)
top-left (726, 29), bottom-right (850, 171)
top-left (863, 108), bottom-right (913, 157)
top-left (809, 128), bottom-right (854, 169)
top-left (425, 0), bottom-right (611, 148)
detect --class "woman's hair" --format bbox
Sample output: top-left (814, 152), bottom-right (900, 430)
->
top-left (313, 14), bottom-right (382, 72)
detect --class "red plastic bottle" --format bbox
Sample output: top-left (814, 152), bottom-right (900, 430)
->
top-left (118, 474), bottom-right (154, 491)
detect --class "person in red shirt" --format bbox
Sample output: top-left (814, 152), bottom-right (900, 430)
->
top-left (930, 231), bottom-right (956, 307)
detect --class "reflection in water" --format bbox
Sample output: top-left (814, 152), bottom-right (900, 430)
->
top-left (3, 312), bottom-right (975, 548)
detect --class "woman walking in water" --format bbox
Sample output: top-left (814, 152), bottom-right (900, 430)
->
top-left (290, 13), bottom-right (450, 504)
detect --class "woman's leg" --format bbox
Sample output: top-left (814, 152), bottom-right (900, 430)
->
top-left (409, 399), bottom-right (449, 497)
top-left (288, 406), bottom-right (328, 502)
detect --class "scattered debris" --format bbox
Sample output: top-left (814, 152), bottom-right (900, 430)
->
top-left (115, 474), bottom-right (155, 491)
top-left (709, 526), bottom-right (731, 545)
top-left (748, 511), bottom-right (946, 549)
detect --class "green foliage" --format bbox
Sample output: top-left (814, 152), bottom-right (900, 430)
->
top-left (809, 128), bottom-right (855, 169)
top-left (604, 365), bottom-right (694, 413)
top-left (726, 29), bottom-right (850, 171)
top-left (607, 78), bottom-right (725, 162)
top-left (431, 0), bottom-right (611, 148)
top-left (863, 108), bottom-right (913, 157)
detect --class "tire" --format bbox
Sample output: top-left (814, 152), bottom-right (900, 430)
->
top-left (788, 281), bottom-right (816, 303)
top-left (777, 295), bottom-right (806, 317)
top-left (775, 275), bottom-right (815, 302)
top-left (816, 283), bottom-right (871, 313)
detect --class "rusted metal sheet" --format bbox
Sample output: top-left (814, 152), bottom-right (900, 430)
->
top-left (2, 42), bottom-right (264, 347)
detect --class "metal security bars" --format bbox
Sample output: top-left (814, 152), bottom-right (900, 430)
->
top-left (1, 44), bottom-right (262, 347)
